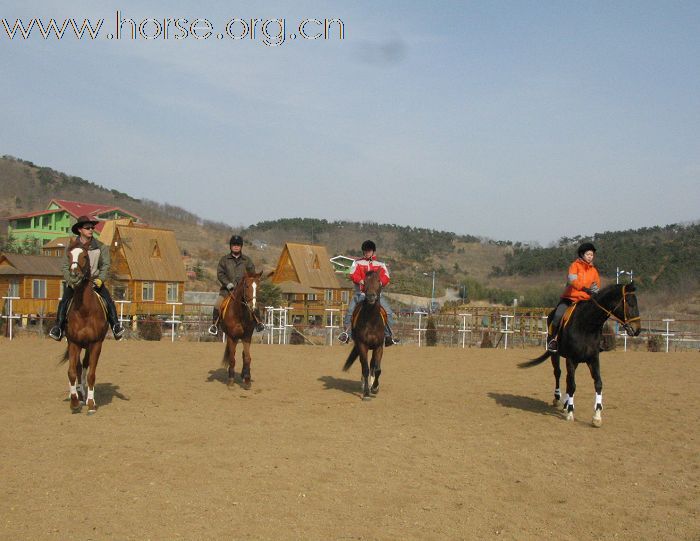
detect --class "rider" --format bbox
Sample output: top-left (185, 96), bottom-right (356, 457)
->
top-left (546, 242), bottom-right (601, 352)
top-left (48, 215), bottom-right (125, 341)
top-left (208, 234), bottom-right (265, 335)
top-left (338, 240), bottom-right (399, 347)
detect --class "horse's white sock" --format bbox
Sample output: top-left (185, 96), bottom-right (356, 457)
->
top-left (69, 382), bottom-right (77, 396)
top-left (595, 393), bottom-right (603, 408)
top-left (87, 387), bottom-right (95, 402)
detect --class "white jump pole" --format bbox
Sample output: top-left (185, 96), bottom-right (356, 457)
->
top-left (2, 296), bottom-right (21, 340)
top-left (166, 302), bottom-right (182, 343)
top-left (414, 311), bottom-right (427, 347)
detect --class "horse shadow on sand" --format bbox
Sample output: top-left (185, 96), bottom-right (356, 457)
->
top-left (206, 368), bottom-right (229, 385)
top-left (318, 375), bottom-right (363, 397)
top-left (62, 382), bottom-right (129, 408)
top-left (487, 392), bottom-right (561, 418)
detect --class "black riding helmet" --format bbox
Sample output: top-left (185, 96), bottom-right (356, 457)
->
top-left (361, 240), bottom-right (376, 252)
top-left (229, 235), bottom-right (244, 246)
top-left (577, 242), bottom-right (596, 258)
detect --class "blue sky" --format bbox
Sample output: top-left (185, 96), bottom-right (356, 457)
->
top-left (1, 1), bottom-right (698, 244)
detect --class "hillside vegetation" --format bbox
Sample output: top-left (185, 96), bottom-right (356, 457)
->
top-left (1, 155), bottom-right (698, 313)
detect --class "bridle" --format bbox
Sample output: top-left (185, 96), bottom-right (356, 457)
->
top-left (591, 284), bottom-right (640, 335)
top-left (363, 273), bottom-right (382, 305)
top-left (232, 276), bottom-right (258, 316)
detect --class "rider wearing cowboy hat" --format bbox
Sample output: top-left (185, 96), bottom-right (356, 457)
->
top-left (48, 215), bottom-right (125, 341)
top-left (546, 241), bottom-right (601, 352)
top-left (338, 239), bottom-right (399, 346)
top-left (208, 234), bottom-right (265, 335)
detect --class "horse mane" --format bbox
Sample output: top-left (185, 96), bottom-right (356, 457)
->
top-left (67, 237), bottom-right (83, 251)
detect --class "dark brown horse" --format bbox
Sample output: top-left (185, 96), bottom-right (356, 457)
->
top-left (519, 283), bottom-right (641, 427)
top-left (342, 270), bottom-right (385, 400)
top-left (220, 271), bottom-right (263, 389)
top-left (59, 240), bottom-right (108, 414)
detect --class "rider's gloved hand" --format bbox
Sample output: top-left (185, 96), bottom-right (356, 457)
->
top-left (226, 282), bottom-right (235, 291)
top-left (93, 278), bottom-right (103, 289)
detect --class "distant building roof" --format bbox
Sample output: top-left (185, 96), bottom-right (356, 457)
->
top-left (112, 224), bottom-right (186, 282)
top-left (0, 253), bottom-right (63, 276)
top-left (272, 243), bottom-right (346, 290)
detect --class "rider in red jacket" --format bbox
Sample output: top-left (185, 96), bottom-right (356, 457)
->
top-left (338, 240), bottom-right (399, 346)
top-left (547, 242), bottom-right (601, 352)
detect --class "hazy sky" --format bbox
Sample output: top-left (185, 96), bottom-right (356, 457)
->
top-left (1, 1), bottom-right (698, 244)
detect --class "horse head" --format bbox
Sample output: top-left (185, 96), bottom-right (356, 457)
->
top-left (596, 283), bottom-right (641, 337)
top-left (363, 270), bottom-right (382, 305)
top-left (67, 242), bottom-right (90, 286)
top-left (240, 271), bottom-right (263, 311)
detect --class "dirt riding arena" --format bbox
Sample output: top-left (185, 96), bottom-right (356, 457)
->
top-left (1, 337), bottom-right (698, 540)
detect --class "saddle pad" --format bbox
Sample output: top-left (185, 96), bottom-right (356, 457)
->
top-left (561, 302), bottom-right (578, 330)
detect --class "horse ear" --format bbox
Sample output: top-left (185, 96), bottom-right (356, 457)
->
top-left (627, 282), bottom-right (636, 292)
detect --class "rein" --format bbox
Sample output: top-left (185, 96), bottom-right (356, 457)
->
top-left (591, 284), bottom-right (640, 333)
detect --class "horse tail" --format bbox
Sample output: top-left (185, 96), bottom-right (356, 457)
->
top-left (58, 346), bottom-right (69, 365)
top-left (343, 345), bottom-right (359, 372)
top-left (518, 350), bottom-right (551, 369)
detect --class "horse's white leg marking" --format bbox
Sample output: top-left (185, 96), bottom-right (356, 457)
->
top-left (87, 387), bottom-right (95, 403)
top-left (252, 282), bottom-right (257, 309)
top-left (594, 392), bottom-right (603, 409)
top-left (565, 395), bottom-right (574, 421)
top-left (69, 381), bottom-right (77, 398)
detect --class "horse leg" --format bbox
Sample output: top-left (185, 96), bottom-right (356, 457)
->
top-left (370, 347), bottom-right (383, 395)
top-left (357, 343), bottom-right (371, 400)
top-left (226, 337), bottom-right (238, 387)
top-left (75, 354), bottom-right (85, 404)
top-left (85, 341), bottom-right (102, 415)
top-left (240, 338), bottom-right (252, 390)
top-left (588, 355), bottom-right (604, 427)
top-left (564, 359), bottom-right (577, 421)
top-left (67, 343), bottom-right (83, 412)
top-left (551, 354), bottom-right (562, 407)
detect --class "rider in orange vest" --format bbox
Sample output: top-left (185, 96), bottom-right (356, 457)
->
top-left (547, 242), bottom-right (601, 352)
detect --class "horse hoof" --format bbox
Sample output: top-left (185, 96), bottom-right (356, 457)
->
top-left (370, 386), bottom-right (379, 395)
top-left (592, 413), bottom-right (602, 428)
top-left (565, 411), bottom-right (574, 422)
top-left (227, 378), bottom-right (236, 388)
top-left (553, 398), bottom-right (562, 407)
top-left (242, 379), bottom-right (252, 390)
top-left (362, 395), bottom-right (371, 401)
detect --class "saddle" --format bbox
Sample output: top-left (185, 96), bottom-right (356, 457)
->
top-left (352, 303), bottom-right (387, 328)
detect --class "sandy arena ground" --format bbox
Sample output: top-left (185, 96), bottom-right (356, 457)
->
top-left (1, 337), bottom-right (698, 540)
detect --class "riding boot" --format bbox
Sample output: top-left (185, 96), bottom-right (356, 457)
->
top-left (384, 324), bottom-right (399, 347)
top-left (208, 308), bottom-right (219, 335)
top-left (49, 293), bottom-right (71, 341)
top-left (100, 290), bottom-right (125, 340)
top-left (546, 323), bottom-right (559, 352)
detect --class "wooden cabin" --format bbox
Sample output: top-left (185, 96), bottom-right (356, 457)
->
top-left (108, 223), bottom-right (186, 315)
top-left (0, 253), bottom-right (64, 315)
top-left (271, 242), bottom-right (353, 324)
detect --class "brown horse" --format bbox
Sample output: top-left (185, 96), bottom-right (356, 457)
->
top-left (220, 271), bottom-right (263, 389)
top-left (59, 240), bottom-right (108, 414)
top-left (342, 270), bottom-right (385, 400)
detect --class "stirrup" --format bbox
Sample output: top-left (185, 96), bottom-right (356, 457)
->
top-left (208, 324), bottom-right (219, 336)
top-left (384, 335), bottom-right (399, 347)
top-left (49, 326), bottom-right (63, 341)
top-left (546, 339), bottom-right (558, 353)
top-left (255, 322), bottom-right (265, 332)
top-left (112, 324), bottom-right (125, 341)
top-left (338, 331), bottom-right (350, 344)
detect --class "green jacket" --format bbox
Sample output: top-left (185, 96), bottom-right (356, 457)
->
top-left (62, 237), bottom-right (110, 283)
top-left (216, 253), bottom-right (256, 295)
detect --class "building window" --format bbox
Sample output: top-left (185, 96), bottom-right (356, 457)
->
top-left (142, 282), bottom-right (155, 301)
top-left (166, 282), bottom-right (178, 302)
top-left (325, 289), bottom-right (333, 302)
top-left (8, 279), bottom-right (19, 297)
top-left (32, 279), bottom-right (46, 299)
top-left (341, 290), bottom-right (349, 303)
top-left (307, 293), bottom-right (316, 301)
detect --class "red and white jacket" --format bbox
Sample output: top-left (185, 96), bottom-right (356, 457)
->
top-left (349, 256), bottom-right (390, 292)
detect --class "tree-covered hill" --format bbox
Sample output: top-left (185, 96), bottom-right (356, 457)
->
top-left (492, 223), bottom-right (700, 291)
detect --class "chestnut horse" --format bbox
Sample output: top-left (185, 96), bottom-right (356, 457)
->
top-left (59, 240), bottom-right (108, 414)
top-left (519, 283), bottom-right (641, 427)
top-left (220, 271), bottom-right (263, 389)
top-left (342, 270), bottom-right (385, 400)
